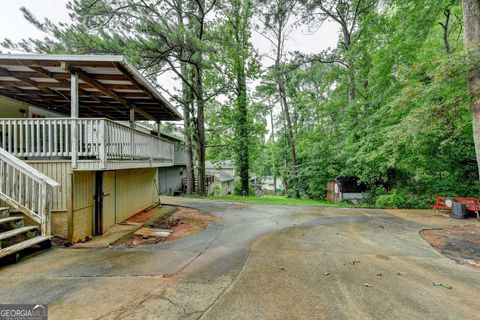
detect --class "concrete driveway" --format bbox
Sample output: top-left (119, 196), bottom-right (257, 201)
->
top-left (0, 197), bottom-right (479, 320)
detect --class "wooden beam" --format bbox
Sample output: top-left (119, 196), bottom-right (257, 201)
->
top-left (133, 106), bottom-right (156, 121)
top-left (64, 64), bottom-right (127, 103)
top-left (114, 62), bottom-right (178, 119)
top-left (0, 70), bottom-right (129, 81)
top-left (63, 63), bottom-right (157, 121)
top-left (31, 65), bottom-right (130, 118)
top-left (0, 59), bottom-right (116, 68)
top-left (0, 88), bottom-right (58, 109)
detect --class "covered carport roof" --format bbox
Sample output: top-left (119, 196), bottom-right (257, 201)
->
top-left (0, 54), bottom-right (182, 121)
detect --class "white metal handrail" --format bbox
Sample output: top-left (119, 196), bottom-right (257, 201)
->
top-left (0, 147), bottom-right (59, 236)
top-left (0, 118), bottom-right (174, 166)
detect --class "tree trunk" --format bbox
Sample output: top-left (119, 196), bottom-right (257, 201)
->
top-left (343, 28), bottom-right (356, 104)
top-left (176, 0), bottom-right (195, 194)
top-left (270, 108), bottom-right (277, 196)
top-left (275, 20), bottom-right (299, 197)
top-left (462, 0), bottom-right (480, 178)
top-left (195, 65), bottom-right (206, 196)
top-left (181, 71), bottom-right (195, 194)
top-left (277, 74), bottom-right (299, 197)
top-left (237, 66), bottom-right (250, 196)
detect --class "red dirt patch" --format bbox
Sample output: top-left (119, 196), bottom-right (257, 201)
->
top-left (420, 225), bottom-right (480, 269)
top-left (113, 207), bottom-right (216, 247)
top-left (125, 208), bottom-right (158, 223)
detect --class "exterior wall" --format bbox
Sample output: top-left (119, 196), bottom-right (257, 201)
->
top-left (27, 161), bottom-right (72, 239)
top-left (69, 168), bottom-right (158, 243)
top-left (8, 159), bottom-right (160, 243)
top-left (158, 166), bottom-right (185, 195)
top-left (27, 161), bottom-right (71, 212)
top-left (71, 171), bottom-right (95, 242)
top-left (28, 106), bottom-right (65, 118)
top-left (224, 180), bottom-right (233, 195)
top-left (0, 95), bottom-right (29, 118)
top-left (115, 168), bottom-right (158, 222)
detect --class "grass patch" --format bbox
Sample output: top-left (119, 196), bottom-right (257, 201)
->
top-left (203, 195), bottom-right (354, 207)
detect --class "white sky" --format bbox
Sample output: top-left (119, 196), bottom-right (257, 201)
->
top-left (0, 0), bottom-right (340, 127)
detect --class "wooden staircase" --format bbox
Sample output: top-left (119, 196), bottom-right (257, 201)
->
top-left (0, 206), bottom-right (51, 261)
top-left (0, 147), bottom-right (59, 262)
top-left (181, 175), bottom-right (215, 194)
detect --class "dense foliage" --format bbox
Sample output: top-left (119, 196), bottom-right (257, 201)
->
top-left (253, 0), bottom-right (480, 207)
top-left (3, 0), bottom-right (480, 207)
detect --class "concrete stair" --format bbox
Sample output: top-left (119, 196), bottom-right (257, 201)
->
top-left (0, 206), bottom-right (52, 261)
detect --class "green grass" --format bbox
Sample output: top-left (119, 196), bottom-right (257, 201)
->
top-left (204, 195), bottom-right (354, 207)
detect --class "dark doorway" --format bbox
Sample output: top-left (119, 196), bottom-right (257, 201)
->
top-left (94, 171), bottom-right (103, 235)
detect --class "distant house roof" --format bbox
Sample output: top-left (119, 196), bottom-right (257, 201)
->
top-left (206, 169), bottom-right (233, 182)
top-left (0, 54), bottom-right (182, 121)
top-left (205, 160), bottom-right (234, 170)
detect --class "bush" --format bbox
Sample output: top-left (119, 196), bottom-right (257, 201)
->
top-left (374, 189), bottom-right (434, 209)
top-left (233, 179), bottom-right (256, 196)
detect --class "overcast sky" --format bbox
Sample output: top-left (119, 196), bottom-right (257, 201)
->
top-left (0, 0), bottom-right (340, 113)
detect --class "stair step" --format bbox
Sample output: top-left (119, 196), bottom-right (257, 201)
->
top-left (0, 236), bottom-right (52, 259)
top-left (0, 226), bottom-right (38, 241)
top-left (0, 207), bottom-right (9, 218)
top-left (0, 216), bottom-right (24, 225)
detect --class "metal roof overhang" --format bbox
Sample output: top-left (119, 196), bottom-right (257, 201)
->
top-left (0, 54), bottom-right (182, 121)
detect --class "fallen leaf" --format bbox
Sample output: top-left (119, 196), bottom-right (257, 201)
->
top-left (433, 282), bottom-right (452, 289)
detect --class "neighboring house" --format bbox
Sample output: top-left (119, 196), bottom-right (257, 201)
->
top-left (205, 160), bottom-right (234, 196)
top-left (157, 132), bottom-right (187, 195)
top-left (206, 170), bottom-right (234, 196)
top-left (0, 54), bottom-right (182, 257)
top-left (257, 176), bottom-right (282, 195)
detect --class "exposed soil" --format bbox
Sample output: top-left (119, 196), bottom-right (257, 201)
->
top-left (113, 206), bottom-right (217, 247)
top-left (420, 225), bottom-right (480, 269)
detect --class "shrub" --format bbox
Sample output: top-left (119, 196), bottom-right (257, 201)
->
top-left (375, 189), bottom-right (434, 209)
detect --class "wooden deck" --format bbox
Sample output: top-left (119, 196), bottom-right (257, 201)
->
top-left (0, 118), bottom-right (174, 170)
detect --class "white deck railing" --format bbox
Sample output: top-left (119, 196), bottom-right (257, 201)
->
top-left (0, 147), bottom-right (59, 236)
top-left (0, 118), bottom-right (174, 167)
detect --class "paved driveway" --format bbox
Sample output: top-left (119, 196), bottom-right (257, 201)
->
top-left (0, 197), bottom-right (479, 320)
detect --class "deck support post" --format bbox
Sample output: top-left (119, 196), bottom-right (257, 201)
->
top-left (130, 107), bottom-right (135, 159)
top-left (71, 73), bottom-right (79, 169)
top-left (129, 107), bottom-right (135, 128)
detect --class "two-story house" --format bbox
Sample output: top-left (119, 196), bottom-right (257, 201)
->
top-left (0, 54), bottom-right (182, 258)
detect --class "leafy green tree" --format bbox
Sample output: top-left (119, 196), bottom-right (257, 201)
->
top-left (3, 0), bottom-right (223, 195)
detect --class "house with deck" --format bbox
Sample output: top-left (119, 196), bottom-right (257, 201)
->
top-left (0, 54), bottom-right (182, 259)
top-left (205, 161), bottom-right (234, 195)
